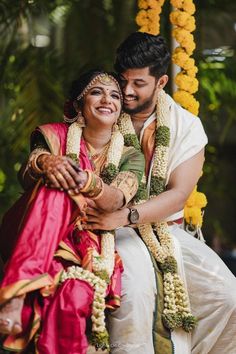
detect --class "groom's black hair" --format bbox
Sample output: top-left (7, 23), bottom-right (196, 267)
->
top-left (114, 32), bottom-right (171, 79)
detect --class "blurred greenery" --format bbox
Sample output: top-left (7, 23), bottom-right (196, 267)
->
top-left (0, 0), bottom-right (236, 248)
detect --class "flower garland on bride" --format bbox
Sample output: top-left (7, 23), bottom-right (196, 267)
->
top-left (61, 120), bottom-right (124, 350)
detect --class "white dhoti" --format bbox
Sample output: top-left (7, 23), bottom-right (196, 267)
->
top-left (173, 225), bottom-right (236, 354)
top-left (108, 225), bottom-right (236, 354)
top-left (108, 227), bottom-right (156, 354)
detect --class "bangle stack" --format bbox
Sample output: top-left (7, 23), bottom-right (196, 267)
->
top-left (27, 149), bottom-right (51, 180)
top-left (80, 170), bottom-right (104, 200)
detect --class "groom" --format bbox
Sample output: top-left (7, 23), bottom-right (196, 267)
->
top-left (86, 32), bottom-right (236, 354)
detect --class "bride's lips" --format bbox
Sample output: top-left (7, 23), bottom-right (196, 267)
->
top-left (96, 106), bottom-right (113, 114)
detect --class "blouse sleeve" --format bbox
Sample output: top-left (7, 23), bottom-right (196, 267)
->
top-left (110, 146), bottom-right (145, 205)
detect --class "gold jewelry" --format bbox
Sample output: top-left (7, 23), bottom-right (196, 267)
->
top-left (76, 73), bottom-right (123, 103)
top-left (27, 149), bottom-right (50, 180)
top-left (83, 175), bottom-right (104, 199)
top-left (80, 170), bottom-right (93, 193)
top-left (91, 179), bottom-right (104, 200)
top-left (56, 172), bottom-right (64, 180)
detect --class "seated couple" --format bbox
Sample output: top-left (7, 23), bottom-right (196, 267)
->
top-left (0, 68), bottom-right (202, 354)
top-left (1, 32), bottom-right (236, 354)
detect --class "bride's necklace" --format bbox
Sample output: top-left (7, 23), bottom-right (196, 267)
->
top-left (85, 140), bottom-right (110, 175)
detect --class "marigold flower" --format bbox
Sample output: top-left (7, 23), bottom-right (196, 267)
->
top-left (182, 0), bottom-right (196, 15)
top-left (185, 188), bottom-right (197, 207)
top-left (139, 25), bottom-right (150, 33)
top-left (184, 206), bottom-right (203, 227)
top-left (175, 73), bottom-right (199, 94)
top-left (173, 90), bottom-right (199, 115)
top-left (172, 50), bottom-right (195, 70)
top-left (147, 8), bottom-right (160, 20)
top-left (170, 10), bottom-right (190, 27)
top-left (136, 10), bottom-right (149, 27)
top-left (195, 192), bottom-right (207, 208)
top-left (171, 0), bottom-right (184, 9)
top-left (186, 66), bottom-right (198, 77)
top-left (184, 16), bottom-right (196, 32)
top-left (138, 0), bottom-right (149, 9)
top-left (149, 22), bottom-right (160, 35)
top-left (147, 0), bottom-right (163, 9)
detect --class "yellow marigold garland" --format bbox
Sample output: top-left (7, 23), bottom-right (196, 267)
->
top-left (136, 0), bottom-right (166, 35)
top-left (170, 0), bottom-right (199, 115)
top-left (170, 0), bottom-right (207, 229)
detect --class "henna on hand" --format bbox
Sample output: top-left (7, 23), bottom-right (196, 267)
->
top-left (37, 154), bottom-right (88, 192)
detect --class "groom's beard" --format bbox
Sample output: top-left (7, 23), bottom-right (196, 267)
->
top-left (123, 87), bottom-right (156, 115)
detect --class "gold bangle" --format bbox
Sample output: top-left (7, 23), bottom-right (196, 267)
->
top-left (90, 179), bottom-right (105, 200)
top-left (83, 175), bottom-right (104, 199)
top-left (32, 151), bottom-right (51, 174)
top-left (80, 170), bottom-right (93, 193)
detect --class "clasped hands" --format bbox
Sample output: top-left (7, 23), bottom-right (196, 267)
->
top-left (38, 154), bottom-right (87, 194)
top-left (37, 154), bottom-right (127, 231)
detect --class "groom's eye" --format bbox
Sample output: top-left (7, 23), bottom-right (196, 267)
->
top-left (134, 81), bottom-right (147, 88)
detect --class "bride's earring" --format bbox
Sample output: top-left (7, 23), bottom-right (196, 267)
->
top-left (76, 110), bottom-right (86, 127)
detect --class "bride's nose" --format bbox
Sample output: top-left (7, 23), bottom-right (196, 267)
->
top-left (101, 92), bottom-right (112, 104)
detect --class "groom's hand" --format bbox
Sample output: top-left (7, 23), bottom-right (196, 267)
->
top-left (84, 200), bottom-right (129, 231)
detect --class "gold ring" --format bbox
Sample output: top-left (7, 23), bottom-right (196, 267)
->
top-left (56, 172), bottom-right (64, 180)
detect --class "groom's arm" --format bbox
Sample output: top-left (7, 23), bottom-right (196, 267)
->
top-left (85, 148), bottom-right (205, 230)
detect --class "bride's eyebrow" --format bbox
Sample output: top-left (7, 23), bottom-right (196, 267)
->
top-left (89, 86), bottom-right (120, 94)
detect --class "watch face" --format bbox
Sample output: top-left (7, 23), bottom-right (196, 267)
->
top-left (130, 208), bottom-right (139, 224)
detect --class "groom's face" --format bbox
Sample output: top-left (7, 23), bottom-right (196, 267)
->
top-left (119, 67), bottom-right (159, 115)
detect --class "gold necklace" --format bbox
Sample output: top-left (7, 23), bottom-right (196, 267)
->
top-left (85, 141), bottom-right (110, 175)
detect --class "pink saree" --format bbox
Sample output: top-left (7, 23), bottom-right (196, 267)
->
top-left (0, 123), bottom-right (123, 353)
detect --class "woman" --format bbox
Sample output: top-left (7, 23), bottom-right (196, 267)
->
top-left (0, 70), bottom-right (144, 353)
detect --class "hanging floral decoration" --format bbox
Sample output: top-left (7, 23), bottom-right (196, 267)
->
top-left (170, 0), bottom-right (207, 229)
top-left (170, 0), bottom-right (199, 115)
top-left (184, 186), bottom-right (207, 227)
top-left (136, 0), bottom-right (166, 35)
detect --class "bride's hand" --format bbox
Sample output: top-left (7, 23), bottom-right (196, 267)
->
top-left (37, 154), bottom-right (84, 191)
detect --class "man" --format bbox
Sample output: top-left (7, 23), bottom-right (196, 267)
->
top-left (85, 32), bottom-right (236, 354)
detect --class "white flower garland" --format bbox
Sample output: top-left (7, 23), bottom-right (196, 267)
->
top-left (61, 121), bottom-right (124, 348)
top-left (118, 90), bottom-right (196, 332)
top-left (60, 266), bottom-right (107, 333)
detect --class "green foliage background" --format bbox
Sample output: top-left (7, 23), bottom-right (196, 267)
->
top-left (0, 0), bottom-right (236, 248)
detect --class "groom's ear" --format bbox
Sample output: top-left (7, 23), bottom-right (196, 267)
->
top-left (157, 75), bottom-right (169, 90)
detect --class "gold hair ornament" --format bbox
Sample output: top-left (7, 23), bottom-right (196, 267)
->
top-left (76, 73), bottom-right (123, 103)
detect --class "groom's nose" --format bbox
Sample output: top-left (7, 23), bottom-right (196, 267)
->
top-left (122, 82), bottom-right (135, 96)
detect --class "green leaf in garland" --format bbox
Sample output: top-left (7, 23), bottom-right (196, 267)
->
top-left (150, 176), bottom-right (165, 196)
top-left (162, 313), bottom-right (182, 331)
top-left (100, 163), bottom-right (118, 184)
top-left (90, 330), bottom-right (110, 350)
top-left (155, 126), bottom-right (170, 147)
top-left (182, 315), bottom-right (197, 332)
top-left (159, 256), bottom-right (178, 274)
top-left (124, 134), bottom-right (141, 150)
top-left (66, 153), bottom-right (78, 163)
top-left (134, 182), bottom-right (148, 202)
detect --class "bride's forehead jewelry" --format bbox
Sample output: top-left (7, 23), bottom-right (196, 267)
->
top-left (77, 73), bottom-right (123, 103)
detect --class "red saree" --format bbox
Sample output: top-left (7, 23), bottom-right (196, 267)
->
top-left (0, 123), bottom-right (123, 353)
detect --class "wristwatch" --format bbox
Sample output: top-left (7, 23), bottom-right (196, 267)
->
top-left (127, 207), bottom-right (139, 225)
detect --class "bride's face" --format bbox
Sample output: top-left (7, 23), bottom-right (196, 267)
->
top-left (82, 81), bottom-right (122, 129)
